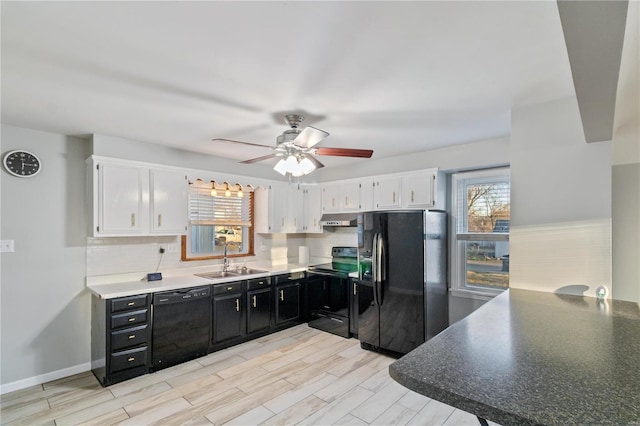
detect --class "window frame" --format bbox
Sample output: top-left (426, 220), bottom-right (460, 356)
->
top-left (450, 167), bottom-right (510, 299)
top-left (181, 185), bottom-right (255, 261)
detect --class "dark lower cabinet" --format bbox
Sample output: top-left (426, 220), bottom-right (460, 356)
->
top-left (91, 293), bottom-right (151, 386)
top-left (275, 279), bottom-right (302, 325)
top-left (247, 288), bottom-right (271, 334)
top-left (212, 282), bottom-right (244, 345)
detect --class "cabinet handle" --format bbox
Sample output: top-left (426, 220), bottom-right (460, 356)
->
top-left (282, 217), bottom-right (285, 227)
top-left (332, 197), bottom-right (335, 207)
top-left (227, 286), bottom-right (233, 291)
top-left (131, 213), bottom-right (136, 227)
top-left (127, 357), bottom-right (135, 362)
top-left (128, 334), bottom-right (136, 339)
top-left (128, 317), bottom-right (136, 322)
top-left (344, 196), bottom-right (348, 206)
top-left (294, 218), bottom-right (297, 227)
top-left (280, 290), bottom-right (284, 301)
top-left (252, 295), bottom-right (257, 308)
top-left (314, 219), bottom-right (317, 227)
top-left (235, 299), bottom-right (240, 312)
top-left (127, 302), bottom-right (135, 306)
top-left (411, 190), bottom-right (414, 203)
top-left (354, 283), bottom-right (357, 296)
top-left (157, 214), bottom-right (162, 227)
top-left (393, 192), bottom-right (396, 203)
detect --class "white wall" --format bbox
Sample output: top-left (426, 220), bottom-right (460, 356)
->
top-left (1, 125), bottom-right (90, 392)
top-left (509, 97), bottom-right (612, 297)
top-left (611, 0), bottom-right (639, 303)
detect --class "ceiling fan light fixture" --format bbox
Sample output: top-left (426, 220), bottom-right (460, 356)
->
top-left (274, 158), bottom-right (288, 175)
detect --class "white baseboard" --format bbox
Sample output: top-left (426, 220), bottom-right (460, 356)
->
top-left (0, 362), bottom-right (92, 395)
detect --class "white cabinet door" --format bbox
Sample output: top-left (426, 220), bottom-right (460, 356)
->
top-left (287, 186), bottom-right (304, 233)
top-left (255, 185), bottom-right (287, 233)
top-left (302, 187), bottom-right (323, 233)
top-left (360, 178), bottom-right (375, 212)
top-left (342, 182), bottom-right (362, 212)
top-left (374, 177), bottom-right (402, 210)
top-left (96, 162), bottom-right (147, 235)
top-left (322, 184), bottom-right (341, 213)
top-left (150, 169), bottom-right (188, 234)
top-left (403, 172), bottom-right (435, 208)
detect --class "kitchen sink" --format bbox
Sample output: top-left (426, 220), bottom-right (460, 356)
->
top-left (195, 267), bottom-right (268, 280)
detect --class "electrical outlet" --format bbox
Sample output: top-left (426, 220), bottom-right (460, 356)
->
top-left (0, 240), bottom-right (15, 253)
top-left (166, 244), bottom-right (178, 253)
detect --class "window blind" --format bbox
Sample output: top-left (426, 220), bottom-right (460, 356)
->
top-left (188, 184), bottom-right (253, 227)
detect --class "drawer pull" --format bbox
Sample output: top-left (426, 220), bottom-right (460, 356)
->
top-left (128, 317), bottom-right (136, 322)
top-left (354, 284), bottom-right (357, 296)
top-left (128, 334), bottom-right (136, 339)
top-left (235, 299), bottom-right (240, 312)
top-left (280, 290), bottom-right (284, 301)
top-left (227, 286), bottom-right (233, 291)
top-left (127, 302), bottom-right (135, 306)
top-left (252, 295), bottom-right (257, 308)
top-left (127, 357), bottom-right (135, 362)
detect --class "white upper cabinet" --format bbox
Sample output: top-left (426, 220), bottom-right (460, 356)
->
top-left (322, 181), bottom-right (362, 213)
top-left (255, 185), bottom-right (288, 234)
top-left (341, 182), bottom-right (362, 212)
top-left (90, 157), bottom-right (188, 237)
top-left (150, 169), bottom-right (188, 234)
top-left (95, 161), bottom-right (147, 236)
top-left (288, 186), bottom-right (304, 233)
top-left (302, 187), bottom-right (323, 233)
top-left (373, 177), bottom-right (402, 210)
top-left (402, 172), bottom-right (436, 209)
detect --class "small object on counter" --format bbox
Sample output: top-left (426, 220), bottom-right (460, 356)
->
top-left (299, 246), bottom-right (310, 264)
top-left (146, 272), bottom-right (163, 281)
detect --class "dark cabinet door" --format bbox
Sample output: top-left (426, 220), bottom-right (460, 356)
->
top-left (247, 288), bottom-right (271, 334)
top-left (213, 293), bottom-right (243, 344)
top-left (275, 282), bottom-right (301, 325)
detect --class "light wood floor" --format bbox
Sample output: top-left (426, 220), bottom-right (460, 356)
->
top-left (1, 324), bottom-right (492, 426)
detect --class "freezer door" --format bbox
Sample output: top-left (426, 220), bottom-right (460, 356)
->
top-left (356, 279), bottom-right (379, 348)
top-left (378, 211), bottom-right (426, 354)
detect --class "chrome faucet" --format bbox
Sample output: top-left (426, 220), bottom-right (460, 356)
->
top-left (223, 242), bottom-right (231, 272)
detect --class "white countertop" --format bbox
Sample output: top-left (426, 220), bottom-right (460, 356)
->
top-left (87, 261), bottom-right (315, 299)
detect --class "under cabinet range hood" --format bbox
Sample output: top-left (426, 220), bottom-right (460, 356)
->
top-left (319, 213), bottom-right (359, 227)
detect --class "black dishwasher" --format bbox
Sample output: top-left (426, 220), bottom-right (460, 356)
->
top-left (152, 286), bottom-right (210, 371)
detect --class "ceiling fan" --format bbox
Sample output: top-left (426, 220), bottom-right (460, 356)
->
top-left (212, 114), bottom-right (373, 176)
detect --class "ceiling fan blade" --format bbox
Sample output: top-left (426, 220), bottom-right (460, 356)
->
top-left (212, 138), bottom-right (273, 149)
top-left (304, 154), bottom-right (325, 169)
top-left (293, 126), bottom-right (329, 148)
top-left (239, 153), bottom-right (279, 164)
top-left (315, 147), bottom-right (374, 158)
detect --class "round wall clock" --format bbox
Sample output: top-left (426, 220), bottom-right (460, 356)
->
top-left (3, 150), bottom-right (42, 177)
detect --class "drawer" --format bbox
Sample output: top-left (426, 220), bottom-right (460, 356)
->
top-left (111, 309), bottom-right (148, 329)
top-left (111, 324), bottom-right (148, 351)
top-left (213, 281), bottom-right (243, 295)
top-left (110, 346), bottom-right (148, 373)
top-left (111, 294), bottom-right (148, 313)
top-left (274, 271), bottom-right (305, 284)
top-left (247, 277), bottom-right (271, 290)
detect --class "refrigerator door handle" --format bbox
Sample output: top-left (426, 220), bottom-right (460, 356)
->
top-left (377, 234), bottom-right (385, 305)
top-left (372, 233), bottom-right (379, 306)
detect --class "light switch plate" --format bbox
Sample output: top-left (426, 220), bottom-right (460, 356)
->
top-left (0, 240), bottom-right (15, 252)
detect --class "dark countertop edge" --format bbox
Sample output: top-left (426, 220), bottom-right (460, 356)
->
top-left (388, 361), bottom-right (538, 426)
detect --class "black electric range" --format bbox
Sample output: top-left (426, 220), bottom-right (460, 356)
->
top-left (306, 247), bottom-right (358, 338)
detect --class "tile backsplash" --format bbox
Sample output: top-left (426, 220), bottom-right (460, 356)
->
top-left (86, 228), bottom-right (358, 277)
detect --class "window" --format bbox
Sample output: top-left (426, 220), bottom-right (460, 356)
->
top-left (181, 180), bottom-right (254, 260)
top-left (451, 168), bottom-right (510, 297)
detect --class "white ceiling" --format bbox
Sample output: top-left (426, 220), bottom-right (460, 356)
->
top-left (1, 1), bottom-right (576, 170)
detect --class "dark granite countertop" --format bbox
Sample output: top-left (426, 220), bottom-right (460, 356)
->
top-left (389, 289), bottom-right (640, 425)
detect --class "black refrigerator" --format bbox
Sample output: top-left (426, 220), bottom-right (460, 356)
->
top-left (356, 210), bottom-right (448, 356)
